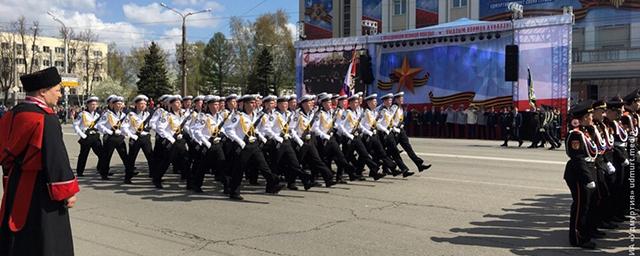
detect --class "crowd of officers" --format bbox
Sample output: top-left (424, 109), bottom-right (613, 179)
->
top-left (564, 90), bottom-right (640, 249)
top-left (73, 92), bottom-right (432, 200)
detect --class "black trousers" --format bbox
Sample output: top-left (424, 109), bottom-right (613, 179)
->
top-left (298, 140), bottom-right (333, 183)
top-left (191, 140), bottom-right (227, 190)
top-left (566, 179), bottom-right (593, 246)
top-left (364, 133), bottom-right (396, 173)
top-left (343, 136), bottom-right (379, 174)
top-left (229, 142), bottom-right (279, 196)
top-left (76, 133), bottom-right (103, 176)
top-left (154, 138), bottom-right (187, 182)
top-left (98, 134), bottom-right (128, 177)
top-left (317, 136), bottom-right (355, 179)
top-left (126, 135), bottom-right (153, 179)
top-left (395, 129), bottom-right (425, 169)
top-left (381, 133), bottom-right (409, 172)
top-left (271, 140), bottom-right (309, 185)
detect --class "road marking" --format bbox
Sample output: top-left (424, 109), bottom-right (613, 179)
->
top-left (415, 152), bottom-right (565, 165)
top-left (422, 176), bottom-right (566, 192)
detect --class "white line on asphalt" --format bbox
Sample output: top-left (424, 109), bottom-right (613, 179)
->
top-left (422, 176), bottom-right (566, 192)
top-left (415, 152), bottom-right (565, 165)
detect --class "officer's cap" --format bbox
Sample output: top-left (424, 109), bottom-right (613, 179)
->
top-left (592, 100), bottom-right (606, 110)
top-left (570, 100), bottom-right (594, 118)
top-left (318, 93), bottom-right (332, 103)
top-left (364, 93), bottom-right (378, 101)
top-left (85, 96), bottom-right (99, 104)
top-left (263, 95), bottom-right (277, 102)
top-left (133, 95), bottom-right (149, 103)
top-left (299, 94), bottom-right (314, 104)
top-left (348, 94), bottom-right (359, 102)
top-left (169, 95), bottom-right (182, 103)
top-left (277, 95), bottom-right (290, 103)
top-left (193, 95), bottom-right (205, 102)
top-left (182, 95), bottom-right (193, 101)
top-left (607, 96), bottom-right (624, 109)
top-left (394, 92), bottom-right (405, 98)
top-left (226, 94), bottom-right (238, 101)
top-left (380, 93), bottom-right (394, 100)
top-left (623, 89), bottom-right (640, 104)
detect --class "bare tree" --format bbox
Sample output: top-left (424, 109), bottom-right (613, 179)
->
top-left (0, 32), bottom-right (16, 105)
top-left (28, 21), bottom-right (39, 74)
top-left (78, 29), bottom-right (98, 95)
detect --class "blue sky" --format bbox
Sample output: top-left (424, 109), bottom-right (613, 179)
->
top-left (0, 0), bottom-right (299, 51)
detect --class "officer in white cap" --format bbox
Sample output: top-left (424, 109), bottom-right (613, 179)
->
top-left (153, 95), bottom-right (188, 188)
top-left (73, 96), bottom-right (102, 177)
top-left (121, 95), bottom-right (153, 184)
top-left (96, 95), bottom-right (128, 180)
top-left (390, 92), bottom-right (432, 172)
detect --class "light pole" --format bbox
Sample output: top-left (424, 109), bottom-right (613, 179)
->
top-left (47, 11), bottom-right (70, 123)
top-left (160, 3), bottom-right (211, 96)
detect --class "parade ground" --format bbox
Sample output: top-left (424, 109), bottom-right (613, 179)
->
top-left (57, 125), bottom-right (628, 256)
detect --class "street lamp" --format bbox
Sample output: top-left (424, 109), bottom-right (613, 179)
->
top-left (47, 11), bottom-right (71, 123)
top-left (160, 2), bottom-right (211, 96)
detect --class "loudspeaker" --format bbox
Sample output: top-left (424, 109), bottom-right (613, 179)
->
top-left (505, 45), bottom-right (519, 82)
top-left (587, 84), bottom-right (598, 100)
top-left (359, 52), bottom-right (374, 85)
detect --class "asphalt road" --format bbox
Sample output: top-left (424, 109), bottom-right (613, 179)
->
top-left (54, 126), bottom-right (631, 255)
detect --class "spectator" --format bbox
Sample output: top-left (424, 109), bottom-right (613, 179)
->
top-left (477, 106), bottom-right (486, 139)
top-left (486, 106), bottom-right (496, 140)
top-left (412, 109), bottom-right (422, 137)
top-left (423, 106), bottom-right (432, 137)
top-left (513, 107), bottom-right (524, 147)
top-left (455, 104), bottom-right (467, 138)
top-left (445, 104), bottom-right (456, 138)
top-left (465, 105), bottom-right (478, 139)
top-left (432, 106), bottom-right (441, 138)
top-left (0, 104), bottom-right (6, 118)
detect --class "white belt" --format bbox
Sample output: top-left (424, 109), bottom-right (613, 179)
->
top-left (614, 142), bottom-right (627, 147)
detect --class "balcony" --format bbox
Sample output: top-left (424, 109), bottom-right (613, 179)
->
top-left (573, 48), bottom-right (640, 64)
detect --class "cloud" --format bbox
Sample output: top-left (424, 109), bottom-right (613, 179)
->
top-left (286, 22), bottom-right (298, 41)
top-left (122, 2), bottom-right (223, 28)
top-left (157, 27), bottom-right (182, 52)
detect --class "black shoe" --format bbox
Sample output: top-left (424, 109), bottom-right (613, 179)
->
top-left (577, 241), bottom-right (596, 249)
top-left (186, 185), bottom-right (193, 191)
top-left (310, 181), bottom-right (321, 187)
top-left (373, 172), bottom-right (385, 181)
top-left (249, 180), bottom-right (260, 186)
top-left (123, 178), bottom-right (132, 184)
top-left (222, 187), bottom-right (231, 195)
top-left (599, 221), bottom-right (618, 229)
top-left (349, 174), bottom-right (362, 181)
top-left (418, 164), bottom-right (432, 172)
top-left (77, 173), bottom-right (84, 177)
top-left (325, 180), bottom-right (336, 188)
top-left (266, 184), bottom-right (285, 194)
top-left (391, 169), bottom-right (403, 177)
top-left (108, 172), bottom-right (115, 176)
top-left (303, 181), bottom-right (313, 191)
top-left (153, 179), bottom-right (163, 189)
top-left (132, 171), bottom-right (140, 177)
top-left (336, 178), bottom-right (348, 184)
top-left (100, 175), bottom-right (110, 180)
top-left (500, 143), bottom-right (507, 147)
top-left (518, 141), bottom-right (523, 147)
top-left (548, 147), bottom-right (556, 150)
top-left (403, 171), bottom-right (415, 178)
top-left (287, 184), bottom-right (299, 190)
top-left (193, 188), bottom-right (204, 193)
top-left (229, 194), bottom-right (244, 200)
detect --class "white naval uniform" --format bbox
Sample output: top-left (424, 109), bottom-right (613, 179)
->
top-left (73, 110), bottom-right (100, 139)
top-left (96, 109), bottom-right (127, 135)
top-left (121, 110), bottom-right (151, 140)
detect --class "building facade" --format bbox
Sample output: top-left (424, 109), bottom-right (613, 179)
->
top-left (0, 32), bottom-right (108, 100)
top-left (299, 0), bottom-right (640, 100)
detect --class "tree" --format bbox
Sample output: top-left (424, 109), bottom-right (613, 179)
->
top-left (229, 17), bottom-right (255, 92)
top-left (137, 42), bottom-right (172, 100)
top-left (0, 32), bottom-right (16, 105)
top-left (179, 41), bottom-right (205, 95)
top-left (107, 42), bottom-right (136, 88)
top-left (78, 29), bottom-right (99, 95)
top-left (92, 77), bottom-right (135, 101)
top-left (200, 32), bottom-right (234, 95)
top-left (247, 47), bottom-right (273, 95)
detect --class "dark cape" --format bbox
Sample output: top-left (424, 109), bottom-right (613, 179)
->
top-left (0, 102), bottom-right (79, 256)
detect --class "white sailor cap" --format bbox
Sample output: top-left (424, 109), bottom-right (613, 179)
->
top-left (331, 94), bottom-right (340, 100)
top-left (356, 92), bottom-right (364, 97)
top-left (218, 96), bottom-right (226, 102)
top-left (380, 93), bottom-right (394, 100)
top-left (288, 94), bottom-right (297, 100)
top-left (317, 92), bottom-right (328, 100)
top-left (158, 94), bottom-right (169, 102)
top-left (105, 94), bottom-right (117, 103)
top-left (348, 94), bottom-right (359, 102)
top-left (318, 93), bottom-right (332, 103)
top-left (85, 96), bottom-right (99, 104)
top-left (205, 95), bottom-right (219, 104)
top-left (393, 92), bottom-right (405, 98)
top-left (239, 94), bottom-right (258, 102)
top-left (255, 94), bottom-right (263, 100)
top-left (299, 94), bottom-right (314, 103)
top-left (109, 96), bottom-right (124, 104)
top-left (133, 94), bottom-right (149, 103)
top-left (169, 95), bottom-right (182, 103)
top-left (226, 94), bottom-right (238, 101)
top-left (193, 95), bottom-right (205, 102)
top-left (263, 95), bottom-right (277, 102)
top-left (183, 95), bottom-right (193, 101)
top-left (364, 94), bottom-right (378, 101)
top-left (277, 95), bottom-right (290, 102)
top-left (337, 95), bottom-right (348, 101)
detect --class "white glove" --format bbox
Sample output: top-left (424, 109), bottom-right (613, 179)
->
top-left (213, 137), bottom-right (221, 144)
top-left (284, 134), bottom-right (291, 140)
top-left (295, 138), bottom-right (303, 147)
top-left (586, 181), bottom-right (596, 189)
top-left (114, 129), bottom-right (122, 135)
top-left (261, 136), bottom-right (267, 144)
top-left (203, 140), bottom-right (212, 149)
top-left (393, 128), bottom-right (401, 133)
top-left (177, 134), bottom-right (183, 140)
top-left (239, 141), bottom-right (246, 149)
top-left (275, 136), bottom-right (284, 143)
top-left (623, 159), bottom-right (630, 167)
top-left (168, 138), bottom-right (176, 144)
top-left (131, 135), bottom-right (139, 141)
top-left (606, 162), bottom-right (616, 174)
top-left (80, 133), bottom-right (87, 139)
top-left (347, 135), bottom-right (354, 141)
top-left (140, 131), bottom-right (149, 136)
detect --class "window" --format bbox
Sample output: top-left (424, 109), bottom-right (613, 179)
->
top-left (54, 61), bottom-right (64, 67)
top-left (394, 0), bottom-right (407, 15)
top-left (15, 58), bottom-right (25, 65)
top-left (32, 59), bottom-right (39, 66)
top-left (32, 45), bottom-right (39, 52)
top-left (596, 24), bottom-right (630, 49)
top-left (55, 47), bottom-right (65, 54)
top-left (453, 0), bottom-right (467, 8)
top-left (69, 48), bottom-right (76, 55)
top-left (93, 50), bottom-right (102, 57)
top-left (92, 76), bottom-right (103, 82)
top-left (43, 46), bottom-right (50, 52)
top-left (1, 42), bottom-right (9, 49)
top-left (343, 0), bottom-right (351, 36)
top-left (43, 60), bottom-right (51, 66)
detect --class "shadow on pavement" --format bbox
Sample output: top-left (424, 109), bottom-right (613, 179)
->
top-left (431, 193), bottom-right (628, 255)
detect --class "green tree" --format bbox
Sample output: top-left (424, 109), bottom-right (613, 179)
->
top-left (136, 42), bottom-right (172, 100)
top-left (200, 32), bottom-right (234, 95)
top-left (92, 77), bottom-right (135, 101)
top-left (247, 47), bottom-right (273, 95)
